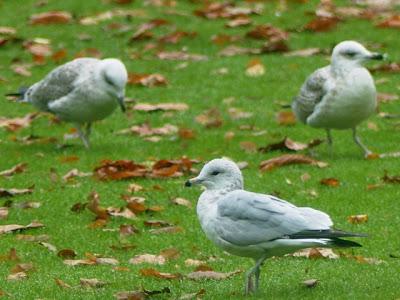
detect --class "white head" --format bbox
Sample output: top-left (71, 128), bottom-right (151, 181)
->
top-left (331, 41), bottom-right (384, 69)
top-left (185, 158), bottom-right (244, 191)
top-left (100, 58), bottom-right (128, 112)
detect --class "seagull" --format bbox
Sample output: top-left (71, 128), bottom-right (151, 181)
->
top-left (185, 158), bottom-right (366, 295)
top-left (7, 58), bottom-right (128, 148)
top-left (292, 41), bottom-right (384, 156)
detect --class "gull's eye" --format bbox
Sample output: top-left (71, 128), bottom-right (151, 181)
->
top-left (343, 51), bottom-right (357, 58)
top-left (211, 170), bottom-right (220, 176)
top-left (105, 75), bottom-right (115, 86)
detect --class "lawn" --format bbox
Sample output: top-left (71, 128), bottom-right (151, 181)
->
top-left (1, 0), bottom-right (400, 299)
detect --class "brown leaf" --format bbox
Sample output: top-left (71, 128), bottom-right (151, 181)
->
top-left (0, 248), bottom-right (19, 262)
top-left (70, 202), bottom-right (87, 213)
top-left (129, 254), bottom-right (166, 265)
top-left (128, 73), bottom-right (167, 87)
top-left (144, 220), bottom-right (172, 227)
top-left (369, 62), bottom-right (400, 73)
top-left (55, 278), bottom-right (71, 289)
top-left (80, 278), bottom-right (107, 288)
top-left (377, 15), bottom-right (400, 28)
top-left (57, 249), bottom-right (77, 259)
top-left (240, 141), bottom-right (258, 154)
top-left (218, 45), bottom-right (260, 57)
top-left (245, 59), bottom-right (265, 77)
top-left (284, 48), bottom-right (322, 57)
top-left (119, 224), bottom-right (139, 237)
top-left (259, 137), bottom-right (323, 153)
top-left (226, 17), bottom-right (252, 28)
top-left (184, 259), bottom-right (206, 267)
top-left (0, 113), bottom-right (39, 131)
top-left (123, 196), bottom-right (146, 214)
top-left (30, 11), bottom-right (72, 25)
top-left (0, 26), bottom-right (16, 35)
top-left (16, 234), bottom-right (49, 242)
top-left (0, 187), bottom-right (33, 198)
top-left (74, 48), bottom-right (102, 58)
top-left (63, 259), bottom-right (96, 266)
top-left (186, 270), bottom-right (241, 280)
top-left (159, 30), bottom-right (196, 44)
top-left (133, 102), bottom-right (188, 112)
top-left (94, 160), bottom-right (147, 180)
top-left (320, 177), bottom-right (340, 187)
top-left (171, 197), bottom-right (192, 208)
top-left (260, 154), bottom-right (328, 172)
top-left (195, 108), bottom-right (223, 128)
top-left (52, 49), bottom-right (67, 62)
top-left (139, 268), bottom-right (181, 279)
top-left (62, 168), bottom-right (92, 181)
top-left (178, 128), bottom-right (196, 139)
top-left (382, 171), bottom-right (400, 183)
top-left (348, 214), bottom-right (368, 224)
top-left (114, 291), bottom-right (146, 300)
top-left (178, 289), bottom-right (206, 300)
top-left (117, 123), bottom-right (178, 137)
top-left (304, 16), bottom-right (340, 32)
top-left (0, 221), bottom-right (43, 234)
top-left (127, 183), bottom-right (144, 193)
top-left (303, 279), bottom-right (318, 288)
top-left (10, 63), bottom-right (32, 77)
top-left (211, 33), bottom-right (241, 46)
top-left (0, 207), bottom-right (8, 220)
top-left (108, 207), bottom-right (137, 220)
top-left (246, 24), bottom-right (288, 41)
top-left (130, 19), bottom-right (169, 40)
top-left (291, 248), bottom-right (339, 259)
top-left (87, 191), bottom-right (109, 221)
top-left (156, 51), bottom-right (208, 61)
top-left (7, 272), bottom-right (27, 281)
top-left (39, 242), bottom-right (57, 252)
top-left (276, 111), bottom-right (296, 126)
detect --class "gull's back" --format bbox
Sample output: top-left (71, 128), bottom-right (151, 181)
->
top-left (25, 58), bottom-right (99, 112)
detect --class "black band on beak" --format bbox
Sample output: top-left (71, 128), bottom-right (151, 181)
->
top-left (118, 96), bottom-right (126, 112)
top-left (370, 53), bottom-right (384, 60)
top-left (185, 180), bottom-right (192, 187)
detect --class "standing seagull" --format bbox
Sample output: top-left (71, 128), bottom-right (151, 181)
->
top-left (7, 58), bottom-right (128, 148)
top-left (292, 41), bottom-right (384, 156)
top-left (185, 158), bottom-right (366, 295)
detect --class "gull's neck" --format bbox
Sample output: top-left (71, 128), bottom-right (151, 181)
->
top-left (330, 59), bottom-right (362, 78)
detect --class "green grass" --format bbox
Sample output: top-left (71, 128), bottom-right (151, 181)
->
top-left (1, 0), bottom-right (400, 299)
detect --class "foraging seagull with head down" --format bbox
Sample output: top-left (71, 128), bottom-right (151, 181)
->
top-left (292, 40), bottom-right (384, 157)
top-left (7, 57), bottom-right (128, 148)
top-left (185, 158), bottom-right (367, 295)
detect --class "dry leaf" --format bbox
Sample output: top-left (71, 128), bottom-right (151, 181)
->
top-left (0, 113), bottom-right (39, 131)
top-left (0, 163), bottom-right (27, 177)
top-left (0, 187), bottom-right (34, 198)
top-left (127, 183), bottom-right (144, 193)
top-left (377, 15), bottom-right (400, 28)
top-left (348, 214), bottom-right (368, 224)
top-left (186, 270), bottom-right (241, 280)
top-left (133, 102), bottom-right (188, 112)
top-left (304, 16), bottom-right (340, 32)
top-left (382, 171), bottom-right (400, 183)
top-left (185, 259), bottom-right (206, 267)
top-left (246, 24), bottom-right (288, 41)
top-left (139, 268), bottom-right (181, 279)
top-left (291, 248), bottom-right (339, 259)
top-left (284, 48), bottom-right (322, 57)
top-left (87, 191), bottom-right (109, 221)
top-left (0, 207), bottom-right (8, 220)
top-left (117, 123), bottom-right (178, 137)
top-left (129, 254), bottom-right (166, 265)
top-left (63, 259), bottom-right (96, 266)
top-left (218, 45), bottom-right (260, 57)
top-left (80, 278), bottom-right (107, 288)
top-left (39, 242), bottom-right (57, 252)
top-left (159, 30), bottom-right (196, 44)
top-left (7, 272), bottom-right (27, 281)
top-left (30, 11), bottom-right (72, 25)
top-left (171, 197), bottom-right (192, 208)
top-left (276, 111), bottom-right (296, 125)
top-left (260, 154), bottom-right (328, 172)
top-left (156, 51), bottom-right (208, 61)
top-left (195, 108), bottom-right (223, 128)
top-left (369, 62), bottom-right (400, 73)
top-left (10, 63), bottom-right (32, 77)
top-left (0, 221), bottom-right (44, 234)
top-left (226, 17), bottom-right (252, 28)
top-left (94, 160), bottom-right (147, 180)
top-left (258, 137), bottom-right (323, 152)
top-left (320, 178), bottom-right (340, 187)
top-left (62, 168), bottom-right (92, 181)
top-left (245, 59), bottom-right (265, 77)
top-left (57, 249), bottom-right (77, 259)
top-left (149, 226), bottom-right (183, 234)
top-left (128, 73), bottom-right (167, 87)
top-left (55, 278), bottom-right (71, 289)
top-left (130, 18), bottom-right (169, 40)
top-left (240, 141), bottom-right (258, 153)
top-left (303, 279), bottom-right (318, 288)
top-left (178, 289), bottom-right (206, 300)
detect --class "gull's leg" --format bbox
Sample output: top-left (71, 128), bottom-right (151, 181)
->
top-left (244, 255), bottom-right (268, 295)
top-left (85, 122), bottom-right (92, 138)
top-left (352, 127), bottom-right (371, 157)
top-left (76, 124), bottom-right (90, 148)
top-left (326, 129), bottom-right (333, 156)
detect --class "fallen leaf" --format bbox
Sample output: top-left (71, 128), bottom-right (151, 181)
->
top-left (260, 154), bottom-right (328, 172)
top-left (240, 141), bottom-right (258, 153)
top-left (10, 63), bottom-right (32, 77)
top-left (117, 123), bottom-right (178, 137)
top-left (304, 16), bottom-right (340, 32)
top-left (94, 160), bottom-right (147, 180)
top-left (133, 102), bottom-right (188, 112)
top-left (0, 207), bottom-right (8, 220)
top-left (377, 15), bottom-right (400, 28)
top-left (195, 108), bottom-right (223, 128)
top-left (0, 187), bottom-right (34, 198)
top-left (245, 59), bottom-right (265, 77)
top-left (127, 183), bottom-right (144, 193)
top-left (246, 24), bottom-right (288, 41)
top-left (57, 249), bottom-right (77, 259)
top-left (0, 113), bottom-right (39, 131)
top-left (0, 26), bottom-right (16, 35)
top-left (178, 128), bottom-right (196, 139)
top-left (178, 289), bottom-right (206, 300)
top-left (159, 30), bottom-right (196, 44)
top-left (62, 168), bottom-right (92, 181)
top-left (7, 272), bottom-right (27, 281)
top-left (128, 73), bottom-right (167, 87)
top-left (226, 17), bottom-right (252, 28)
top-left (185, 259), bottom-right (206, 267)
top-left (144, 220), bottom-right (172, 227)
top-left (80, 278), bottom-right (107, 288)
top-left (291, 248), bottom-right (339, 259)
top-left (348, 214), bottom-right (368, 224)
top-left (87, 191), bottom-right (109, 221)
top-left (382, 171), bottom-right (400, 183)
top-left (130, 18), bottom-right (169, 40)
top-left (156, 51), bottom-right (208, 61)
top-left (139, 268), bottom-right (181, 279)
top-left (115, 287), bottom-right (171, 300)
top-left (218, 45), bottom-right (260, 57)
top-left (186, 270), bottom-right (241, 280)
top-left (369, 62), bottom-right (400, 73)
top-left (0, 221), bottom-right (44, 234)
top-left (0, 163), bottom-right (27, 177)
top-left (30, 11), bottom-right (72, 25)
top-left (16, 234), bottom-right (49, 242)
top-left (129, 254), bottom-right (166, 265)
top-left (108, 207), bottom-right (137, 220)
top-left (63, 259), bottom-right (96, 266)
top-left (171, 197), bottom-right (192, 208)
top-left (119, 224), bottom-right (139, 237)
top-left (55, 278), bottom-right (71, 289)
top-left (276, 111), bottom-right (296, 125)
top-left (284, 48), bottom-right (322, 57)
top-left (303, 279), bottom-right (318, 288)
top-left (258, 137), bottom-right (323, 152)
top-left (39, 242), bottom-right (57, 252)
top-left (0, 248), bottom-right (19, 262)
top-left (320, 178), bottom-right (340, 187)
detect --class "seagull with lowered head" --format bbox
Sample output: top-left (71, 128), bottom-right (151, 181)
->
top-left (7, 57), bottom-right (128, 148)
top-left (185, 158), bottom-right (367, 295)
top-left (292, 40), bottom-right (384, 156)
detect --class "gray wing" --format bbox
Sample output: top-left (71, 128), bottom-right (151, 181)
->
top-left (26, 58), bottom-right (99, 112)
top-left (292, 66), bottom-right (331, 124)
top-left (215, 190), bottom-right (332, 246)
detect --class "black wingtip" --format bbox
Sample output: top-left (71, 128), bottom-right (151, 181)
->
top-left (330, 238), bottom-right (363, 248)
